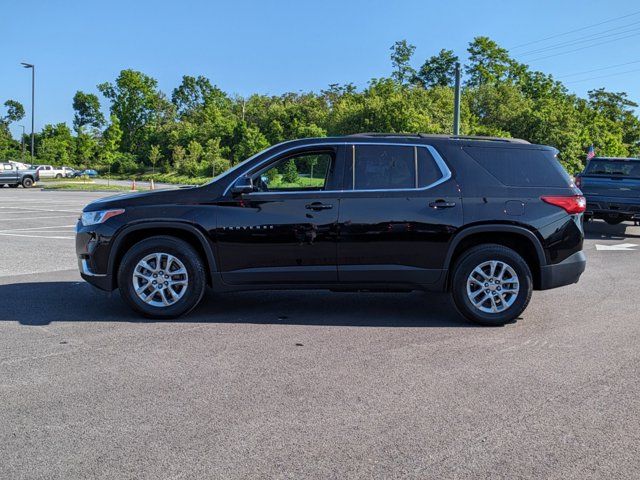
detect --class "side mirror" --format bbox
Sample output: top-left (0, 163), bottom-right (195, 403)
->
top-left (231, 175), bottom-right (254, 195)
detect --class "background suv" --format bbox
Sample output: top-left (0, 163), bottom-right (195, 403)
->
top-left (76, 134), bottom-right (586, 325)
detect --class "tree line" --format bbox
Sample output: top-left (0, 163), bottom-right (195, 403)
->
top-left (1, 36), bottom-right (639, 179)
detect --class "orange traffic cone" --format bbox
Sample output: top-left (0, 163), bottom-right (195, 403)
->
top-left (131, 179), bottom-right (136, 191)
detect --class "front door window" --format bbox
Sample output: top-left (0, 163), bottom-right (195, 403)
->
top-left (253, 152), bottom-right (333, 192)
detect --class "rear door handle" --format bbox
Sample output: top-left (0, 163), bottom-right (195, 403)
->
top-left (305, 202), bottom-right (333, 211)
top-left (429, 200), bottom-right (456, 209)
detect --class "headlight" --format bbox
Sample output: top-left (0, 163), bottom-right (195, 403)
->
top-left (81, 209), bottom-right (125, 226)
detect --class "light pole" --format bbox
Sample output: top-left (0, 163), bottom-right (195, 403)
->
top-left (21, 63), bottom-right (35, 160)
top-left (18, 124), bottom-right (25, 161)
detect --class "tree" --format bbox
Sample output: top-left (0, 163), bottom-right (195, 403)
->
top-left (101, 115), bottom-right (122, 180)
top-left (390, 40), bottom-right (417, 85)
top-left (231, 121), bottom-right (269, 164)
top-left (172, 75), bottom-right (228, 118)
top-left (203, 138), bottom-right (229, 177)
top-left (172, 145), bottom-right (186, 170)
top-left (2, 100), bottom-right (25, 124)
top-left (98, 69), bottom-right (168, 153)
top-left (37, 123), bottom-right (74, 164)
top-left (72, 91), bottom-right (105, 132)
top-left (148, 144), bottom-right (162, 174)
top-left (282, 159), bottom-right (298, 183)
top-left (465, 36), bottom-right (514, 87)
top-left (416, 49), bottom-right (459, 88)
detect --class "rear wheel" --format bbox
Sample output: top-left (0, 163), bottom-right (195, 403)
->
top-left (22, 177), bottom-right (34, 188)
top-left (118, 236), bottom-right (207, 319)
top-left (451, 244), bottom-right (533, 326)
top-left (55, 173), bottom-right (62, 179)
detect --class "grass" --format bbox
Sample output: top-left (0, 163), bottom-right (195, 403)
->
top-left (40, 182), bottom-right (132, 192)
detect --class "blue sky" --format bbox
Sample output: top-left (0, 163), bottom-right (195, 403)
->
top-left (2, 0), bottom-right (640, 138)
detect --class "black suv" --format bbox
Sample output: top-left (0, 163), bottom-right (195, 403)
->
top-left (76, 134), bottom-right (586, 325)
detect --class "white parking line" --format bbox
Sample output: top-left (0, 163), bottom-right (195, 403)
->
top-left (0, 232), bottom-right (74, 239)
top-left (0, 224), bottom-right (76, 232)
top-left (0, 206), bottom-right (80, 213)
top-left (0, 215), bottom-right (79, 221)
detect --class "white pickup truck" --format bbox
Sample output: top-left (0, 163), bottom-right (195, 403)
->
top-left (35, 165), bottom-right (68, 179)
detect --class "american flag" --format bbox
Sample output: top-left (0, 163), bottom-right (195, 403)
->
top-left (586, 145), bottom-right (596, 160)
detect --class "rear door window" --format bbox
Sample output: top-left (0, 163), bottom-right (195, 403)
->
top-left (463, 146), bottom-right (571, 187)
top-left (347, 144), bottom-right (443, 190)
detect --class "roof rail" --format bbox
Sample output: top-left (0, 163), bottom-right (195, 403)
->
top-left (447, 135), bottom-right (530, 144)
top-left (346, 133), bottom-right (529, 144)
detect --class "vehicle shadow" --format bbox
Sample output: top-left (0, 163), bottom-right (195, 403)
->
top-left (0, 281), bottom-right (473, 328)
top-left (584, 220), bottom-right (640, 240)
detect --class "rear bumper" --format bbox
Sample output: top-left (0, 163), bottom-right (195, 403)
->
top-left (539, 250), bottom-right (586, 290)
top-left (585, 196), bottom-right (640, 218)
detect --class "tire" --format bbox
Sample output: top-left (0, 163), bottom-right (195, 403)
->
top-left (118, 236), bottom-right (206, 319)
top-left (22, 177), bottom-right (34, 188)
top-left (604, 215), bottom-right (624, 225)
top-left (451, 244), bottom-right (533, 326)
top-left (55, 173), bottom-right (62, 179)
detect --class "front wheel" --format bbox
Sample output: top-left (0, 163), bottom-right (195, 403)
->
top-left (118, 236), bottom-right (207, 319)
top-left (451, 244), bottom-right (533, 326)
top-left (55, 173), bottom-right (62, 179)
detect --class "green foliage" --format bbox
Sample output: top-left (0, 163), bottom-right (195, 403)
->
top-left (98, 69), bottom-right (170, 153)
top-left (148, 144), bottom-right (162, 173)
top-left (416, 49), bottom-right (459, 88)
top-left (112, 152), bottom-right (139, 174)
top-left (390, 40), bottom-right (417, 85)
top-left (15, 38), bottom-right (640, 178)
top-left (72, 91), bottom-right (104, 132)
top-left (37, 123), bottom-right (74, 164)
top-left (282, 159), bottom-right (298, 183)
top-left (2, 100), bottom-right (25, 124)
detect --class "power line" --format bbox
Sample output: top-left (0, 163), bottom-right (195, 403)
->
top-left (518, 21), bottom-right (640, 57)
top-left (527, 31), bottom-right (640, 62)
top-left (564, 67), bottom-right (640, 84)
top-left (557, 59), bottom-right (640, 78)
top-left (509, 10), bottom-right (640, 50)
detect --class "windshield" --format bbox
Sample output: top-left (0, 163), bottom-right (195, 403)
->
top-left (584, 159), bottom-right (640, 178)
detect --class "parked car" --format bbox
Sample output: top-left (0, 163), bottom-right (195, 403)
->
top-left (8, 161), bottom-right (30, 170)
top-left (76, 134), bottom-right (586, 325)
top-left (575, 157), bottom-right (640, 225)
top-left (69, 169), bottom-right (98, 178)
top-left (0, 162), bottom-right (40, 188)
top-left (61, 166), bottom-right (78, 178)
top-left (36, 165), bottom-right (67, 179)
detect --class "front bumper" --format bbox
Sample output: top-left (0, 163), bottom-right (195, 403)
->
top-left (539, 250), bottom-right (586, 290)
top-left (79, 258), bottom-right (113, 291)
top-left (76, 222), bottom-right (115, 291)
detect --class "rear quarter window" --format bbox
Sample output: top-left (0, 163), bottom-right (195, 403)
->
top-left (463, 146), bottom-right (572, 187)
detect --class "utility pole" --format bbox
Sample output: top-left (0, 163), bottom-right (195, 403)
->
top-left (19, 125), bottom-right (25, 161)
top-left (21, 63), bottom-right (35, 160)
top-left (453, 62), bottom-right (461, 136)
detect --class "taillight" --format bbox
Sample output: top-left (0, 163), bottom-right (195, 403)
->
top-left (541, 195), bottom-right (586, 214)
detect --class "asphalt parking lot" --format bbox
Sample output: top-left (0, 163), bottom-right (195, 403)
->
top-left (1, 188), bottom-right (639, 479)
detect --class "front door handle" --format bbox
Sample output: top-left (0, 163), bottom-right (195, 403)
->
top-left (305, 202), bottom-right (333, 211)
top-left (429, 200), bottom-right (456, 209)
